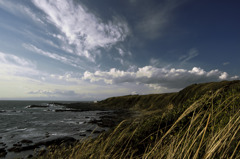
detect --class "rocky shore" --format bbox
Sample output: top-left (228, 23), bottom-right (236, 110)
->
top-left (0, 102), bottom-right (133, 158)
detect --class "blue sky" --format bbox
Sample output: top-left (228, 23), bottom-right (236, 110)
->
top-left (0, 0), bottom-right (239, 101)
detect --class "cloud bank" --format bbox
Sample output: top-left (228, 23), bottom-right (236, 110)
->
top-left (32, 0), bottom-right (129, 62)
top-left (29, 89), bottom-right (77, 97)
top-left (83, 66), bottom-right (239, 90)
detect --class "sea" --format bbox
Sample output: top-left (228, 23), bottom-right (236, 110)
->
top-left (0, 100), bottom-right (112, 159)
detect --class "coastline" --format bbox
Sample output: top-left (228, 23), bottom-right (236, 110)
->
top-left (34, 80), bottom-right (240, 158)
top-left (0, 102), bottom-right (134, 159)
top-left (3, 81), bottom-right (240, 158)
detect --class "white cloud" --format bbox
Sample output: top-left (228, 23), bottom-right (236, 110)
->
top-left (22, 6), bottom-right (45, 24)
top-left (219, 72), bottom-right (228, 80)
top-left (231, 76), bottom-right (239, 80)
top-left (0, 1), bottom-right (44, 24)
top-left (116, 48), bottom-right (132, 57)
top-left (0, 51), bottom-right (83, 85)
top-left (188, 67), bottom-right (205, 75)
top-left (0, 51), bottom-right (82, 86)
top-left (131, 91), bottom-right (138, 95)
top-left (223, 62), bottom-right (230, 66)
top-left (32, 0), bottom-right (129, 61)
top-left (48, 72), bottom-right (82, 84)
top-left (44, 39), bottom-right (59, 49)
top-left (150, 58), bottom-right (160, 66)
top-left (0, 52), bottom-right (81, 85)
top-left (0, 51), bottom-right (38, 76)
top-left (117, 48), bottom-right (125, 57)
top-left (114, 58), bottom-right (125, 65)
top-left (0, 52), bottom-right (105, 100)
top-left (83, 66), bottom-right (239, 90)
top-left (179, 48), bottom-right (199, 64)
top-left (23, 43), bottom-right (85, 70)
top-left (146, 84), bottom-right (163, 90)
top-left (28, 89), bottom-right (77, 97)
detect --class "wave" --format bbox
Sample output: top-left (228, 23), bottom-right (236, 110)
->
top-left (25, 105), bottom-right (49, 109)
top-left (0, 110), bottom-right (6, 113)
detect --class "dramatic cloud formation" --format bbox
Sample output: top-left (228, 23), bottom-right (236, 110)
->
top-left (83, 66), bottom-right (239, 90)
top-left (0, 0), bottom-right (239, 100)
top-left (32, 0), bottom-right (129, 61)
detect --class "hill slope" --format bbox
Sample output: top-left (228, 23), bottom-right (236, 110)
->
top-left (99, 80), bottom-right (240, 110)
top-left (39, 80), bottom-right (240, 159)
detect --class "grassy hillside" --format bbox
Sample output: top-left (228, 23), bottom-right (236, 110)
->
top-left (98, 80), bottom-right (240, 110)
top-left (38, 80), bottom-right (240, 159)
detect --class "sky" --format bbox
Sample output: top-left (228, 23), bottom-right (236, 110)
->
top-left (0, 0), bottom-right (239, 101)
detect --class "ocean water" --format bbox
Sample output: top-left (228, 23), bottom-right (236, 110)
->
top-left (0, 100), bottom-right (111, 158)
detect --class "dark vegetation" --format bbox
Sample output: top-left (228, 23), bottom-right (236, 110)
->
top-left (38, 80), bottom-right (240, 159)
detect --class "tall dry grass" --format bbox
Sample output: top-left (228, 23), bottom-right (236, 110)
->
top-left (143, 90), bottom-right (240, 159)
top-left (38, 87), bottom-right (240, 159)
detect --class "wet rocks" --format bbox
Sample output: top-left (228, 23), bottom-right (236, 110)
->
top-left (8, 140), bottom-right (34, 153)
top-left (0, 142), bottom-right (7, 148)
top-left (21, 139), bottom-right (33, 144)
top-left (79, 134), bottom-right (86, 137)
top-left (0, 137), bottom-right (6, 157)
top-left (0, 148), bottom-right (7, 157)
top-left (7, 137), bottom-right (77, 153)
top-left (88, 110), bottom-right (134, 128)
top-left (26, 105), bottom-right (49, 108)
top-left (45, 132), bottom-right (50, 138)
top-left (93, 130), bottom-right (105, 134)
top-left (8, 146), bottom-right (22, 153)
top-left (88, 114), bottom-right (121, 127)
top-left (26, 154), bottom-right (33, 158)
top-left (36, 136), bottom-right (77, 148)
top-left (13, 143), bottom-right (22, 147)
top-left (85, 129), bottom-right (105, 134)
top-left (88, 119), bottom-right (101, 124)
top-left (54, 109), bottom-right (84, 112)
top-left (86, 129), bottom-right (93, 132)
top-left (98, 116), bottom-right (117, 127)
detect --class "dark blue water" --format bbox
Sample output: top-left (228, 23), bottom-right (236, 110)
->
top-left (0, 101), bottom-right (110, 158)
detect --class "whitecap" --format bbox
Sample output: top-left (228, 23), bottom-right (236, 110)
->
top-left (25, 105), bottom-right (31, 108)
top-left (17, 128), bottom-right (27, 131)
top-left (77, 121), bottom-right (84, 125)
top-left (0, 110), bottom-right (6, 113)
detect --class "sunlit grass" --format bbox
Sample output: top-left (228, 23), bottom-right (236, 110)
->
top-left (37, 81), bottom-right (240, 159)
